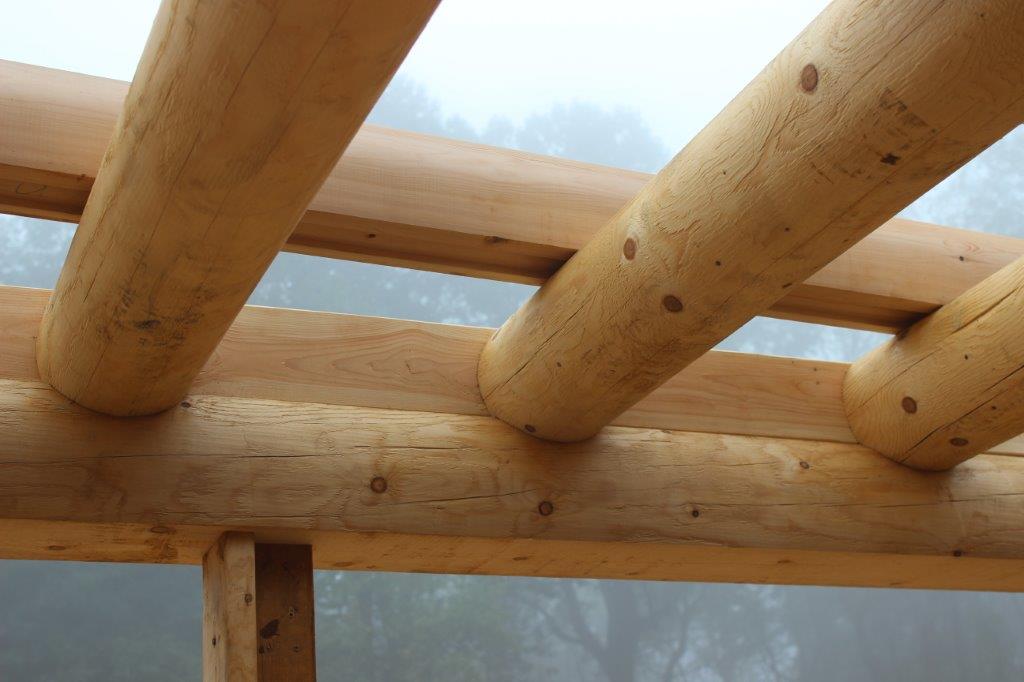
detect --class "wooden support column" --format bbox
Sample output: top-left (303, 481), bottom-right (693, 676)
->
top-left (204, 533), bottom-right (257, 682)
top-left (255, 545), bottom-right (317, 680)
top-left (204, 534), bottom-right (316, 681)
top-left (845, 257), bottom-right (1024, 470)
top-left (35, 0), bottom-right (437, 416)
top-left (477, 0), bottom-right (1024, 442)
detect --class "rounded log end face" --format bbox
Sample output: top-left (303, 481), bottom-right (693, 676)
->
top-left (35, 320), bottom-right (186, 417)
top-left (477, 334), bottom-right (604, 443)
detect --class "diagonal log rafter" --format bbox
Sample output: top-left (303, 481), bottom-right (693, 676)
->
top-left (478, 0), bottom-right (1024, 442)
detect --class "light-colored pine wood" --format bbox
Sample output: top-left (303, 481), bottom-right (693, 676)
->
top-left (34, 0), bottom-right (438, 416)
top-left (6, 284), bottom-right (1024, 453)
top-left (845, 257), bottom-right (1024, 470)
top-left (204, 532), bottom-right (257, 682)
top-left (5, 60), bottom-right (1024, 333)
top-left (255, 545), bottom-right (316, 681)
top-left (5, 376), bottom-right (1024, 590)
top-left (478, 0), bottom-right (1024, 442)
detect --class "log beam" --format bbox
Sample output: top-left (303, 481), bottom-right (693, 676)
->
top-left (4, 284), bottom-right (1024, 454)
top-left (34, 0), bottom-right (438, 415)
top-left (4, 61), bottom-right (1024, 333)
top-left (845, 257), bottom-right (1024, 470)
top-left (478, 0), bottom-right (1024, 442)
top-left (4, 377), bottom-right (1024, 590)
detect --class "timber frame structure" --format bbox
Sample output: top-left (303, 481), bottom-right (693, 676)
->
top-left (3, 1), bottom-right (1024, 678)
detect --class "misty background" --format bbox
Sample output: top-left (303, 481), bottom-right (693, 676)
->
top-left (3, 1), bottom-right (1024, 680)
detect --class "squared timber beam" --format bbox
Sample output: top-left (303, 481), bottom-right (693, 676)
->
top-left (3, 59), bottom-right (1024, 333)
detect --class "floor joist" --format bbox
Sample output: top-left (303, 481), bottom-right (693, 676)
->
top-left (3, 60), bottom-right (1024, 333)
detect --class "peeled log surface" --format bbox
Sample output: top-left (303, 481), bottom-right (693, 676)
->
top-left (845, 257), bottom-right (1024, 470)
top-left (6, 60), bottom-right (1024, 333)
top-left (35, 0), bottom-right (438, 415)
top-left (5, 377), bottom-right (1024, 590)
top-left (478, 0), bottom-right (1024, 442)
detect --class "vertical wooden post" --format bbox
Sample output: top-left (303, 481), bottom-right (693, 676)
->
top-left (203, 533), bottom-right (257, 682)
top-left (203, 536), bottom-right (316, 681)
top-left (255, 544), bottom-right (317, 680)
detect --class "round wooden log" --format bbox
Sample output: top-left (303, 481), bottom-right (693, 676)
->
top-left (35, 0), bottom-right (437, 415)
top-left (844, 257), bottom-right (1024, 470)
top-left (478, 0), bottom-right (1024, 442)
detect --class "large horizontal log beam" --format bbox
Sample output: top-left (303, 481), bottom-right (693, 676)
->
top-left (845, 256), bottom-right (1024, 470)
top-left (3, 61), bottom-right (1024, 333)
top-left (4, 285), bottom-right (1022, 454)
top-left (4, 376), bottom-right (1024, 591)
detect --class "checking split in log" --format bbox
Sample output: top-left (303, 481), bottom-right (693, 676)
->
top-left (35, 0), bottom-right (438, 415)
top-left (845, 256), bottom-right (1024, 471)
top-left (477, 0), bottom-right (1024, 442)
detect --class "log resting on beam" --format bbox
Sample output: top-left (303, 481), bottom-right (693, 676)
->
top-left (4, 61), bottom-right (1024, 334)
top-left (845, 256), bottom-right (1024, 470)
top-left (5, 377), bottom-right (1024, 591)
top-left (478, 0), bottom-right (1024, 442)
top-left (35, 0), bottom-right (438, 416)
top-left (4, 284), bottom-right (1024, 454)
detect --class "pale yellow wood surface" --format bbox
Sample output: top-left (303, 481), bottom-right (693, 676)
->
top-left (204, 532), bottom-right (257, 682)
top-left (845, 257), bottom-right (1024, 470)
top-left (35, 0), bottom-right (438, 416)
top-left (4, 59), bottom-right (1024, 332)
top-left (5, 377), bottom-right (1024, 590)
top-left (478, 0), bottom-right (1024, 442)
top-left (6, 285), bottom-right (1024, 452)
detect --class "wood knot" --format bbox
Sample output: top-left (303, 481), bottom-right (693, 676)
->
top-left (662, 295), bottom-right (684, 313)
top-left (950, 437), bottom-right (969, 447)
top-left (799, 461), bottom-right (810, 470)
top-left (524, 424), bottom-right (537, 433)
top-left (538, 500), bottom-right (554, 516)
top-left (901, 397), bottom-right (917, 414)
top-left (800, 64), bottom-right (818, 92)
top-left (691, 508), bottom-right (700, 518)
top-left (370, 476), bottom-right (388, 494)
top-left (623, 237), bottom-right (637, 260)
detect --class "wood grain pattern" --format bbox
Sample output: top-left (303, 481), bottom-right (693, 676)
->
top-left (5, 285), bottom-right (1022, 453)
top-left (479, 0), bottom-right (1024, 442)
top-left (256, 545), bottom-right (316, 681)
top-left (35, 0), bottom-right (439, 416)
top-left (846, 256), bottom-right (1024, 470)
top-left (5, 377), bottom-right (1024, 590)
top-left (5, 59), bottom-right (1024, 332)
top-left (204, 532), bottom-right (257, 682)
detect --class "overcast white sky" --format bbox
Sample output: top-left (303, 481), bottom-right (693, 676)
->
top-left (0, 0), bottom-right (829, 151)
